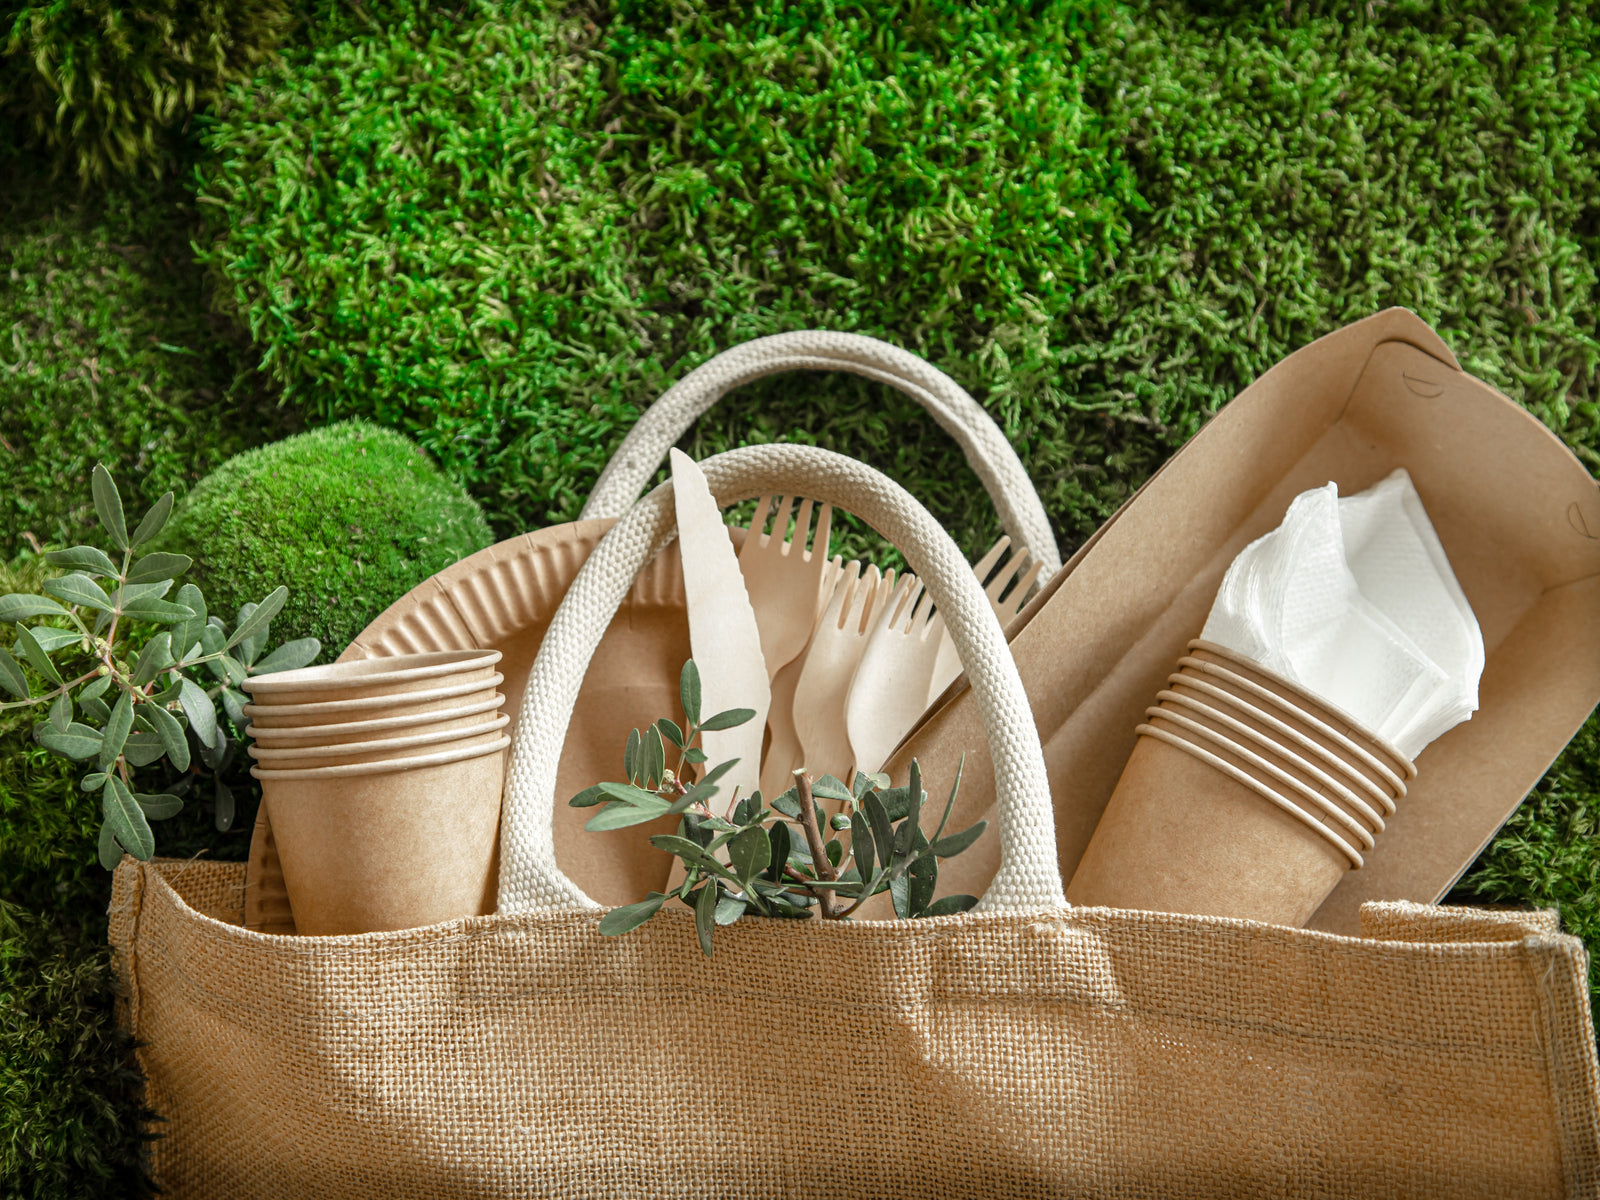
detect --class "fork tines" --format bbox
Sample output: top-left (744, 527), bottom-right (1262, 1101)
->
top-left (749, 495), bottom-right (832, 559)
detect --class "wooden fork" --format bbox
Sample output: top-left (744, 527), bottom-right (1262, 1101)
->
top-left (738, 495), bottom-right (834, 681)
top-left (927, 536), bottom-right (1044, 703)
top-left (845, 574), bottom-right (943, 781)
top-left (759, 555), bottom-right (843, 800)
top-left (791, 562), bottom-right (893, 786)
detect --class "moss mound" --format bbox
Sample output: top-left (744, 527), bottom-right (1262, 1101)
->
top-left (0, 0), bottom-right (295, 182)
top-left (158, 422), bottom-right (493, 660)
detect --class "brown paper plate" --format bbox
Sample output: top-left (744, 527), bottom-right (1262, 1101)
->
top-left (245, 518), bottom-right (725, 932)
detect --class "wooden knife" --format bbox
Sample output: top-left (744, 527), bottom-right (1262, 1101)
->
top-left (670, 449), bottom-right (771, 807)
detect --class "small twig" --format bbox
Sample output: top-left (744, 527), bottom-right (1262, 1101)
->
top-left (0, 669), bottom-right (99, 713)
top-left (793, 772), bottom-right (838, 919)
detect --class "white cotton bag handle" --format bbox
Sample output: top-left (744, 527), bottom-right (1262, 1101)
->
top-left (499, 443), bottom-right (1065, 915)
top-left (580, 331), bottom-right (1063, 578)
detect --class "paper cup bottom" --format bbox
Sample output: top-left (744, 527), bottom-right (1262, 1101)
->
top-left (262, 743), bottom-right (506, 935)
top-left (1066, 729), bottom-right (1350, 925)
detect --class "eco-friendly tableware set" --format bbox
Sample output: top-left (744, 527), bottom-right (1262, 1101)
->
top-left (112, 319), bottom-right (1600, 1196)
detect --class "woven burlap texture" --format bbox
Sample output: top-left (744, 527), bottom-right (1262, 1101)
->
top-left (580, 330), bottom-right (1062, 578)
top-left (111, 857), bottom-right (1600, 1198)
top-left (499, 444), bottom-right (1060, 913)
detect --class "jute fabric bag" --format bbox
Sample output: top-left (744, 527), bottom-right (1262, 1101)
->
top-left (111, 444), bottom-right (1600, 1197)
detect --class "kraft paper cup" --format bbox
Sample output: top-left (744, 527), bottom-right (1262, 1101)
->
top-left (1066, 641), bottom-right (1415, 926)
top-left (242, 673), bottom-right (504, 728)
top-left (247, 713), bottom-right (510, 769)
top-left (245, 694), bottom-right (505, 748)
top-left (252, 736), bottom-right (509, 936)
top-left (241, 649), bottom-right (502, 707)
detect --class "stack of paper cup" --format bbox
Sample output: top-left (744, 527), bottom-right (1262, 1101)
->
top-left (1066, 639), bottom-right (1416, 926)
top-left (242, 650), bottom-right (508, 935)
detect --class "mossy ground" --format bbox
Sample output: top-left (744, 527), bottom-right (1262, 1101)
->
top-left (2, 1), bottom-right (1597, 1193)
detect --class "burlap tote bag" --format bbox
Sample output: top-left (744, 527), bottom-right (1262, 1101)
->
top-left (112, 443), bottom-right (1600, 1197)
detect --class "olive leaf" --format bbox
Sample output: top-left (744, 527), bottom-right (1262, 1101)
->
top-left (214, 779), bottom-right (236, 832)
top-left (44, 545), bottom-right (119, 577)
top-left (698, 707), bottom-right (755, 732)
top-left (679, 659), bottom-right (702, 727)
top-left (38, 722), bottom-right (102, 760)
top-left (0, 647), bottom-right (29, 698)
top-left (179, 677), bottom-right (217, 747)
top-left (0, 594), bottom-right (69, 622)
top-left (136, 792), bottom-right (184, 820)
top-left (131, 632), bottom-right (172, 686)
top-left (145, 702), bottom-right (190, 771)
top-left (124, 551), bottom-right (192, 585)
top-left (11, 626), bottom-right (62, 685)
top-left (128, 492), bottom-right (174, 549)
top-left (694, 882), bottom-right (718, 956)
top-left (91, 464), bottom-right (129, 551)
top-left (102, 776), bottom-right (153, 860)
top-left (728, 824), bottom-right (771, 881)
top-left (250, 638), bottom-right (319, 675)
top-left (598, 894), bottom-right (666, 936)
top-left (98, 690), bottom-right (134, 770)
top-left (98, 821), bottom-right (124, 871)
top-left (122, 731), bottom-right (168, 768)
top-left (119, 595), bottom-right (194, 624)
top-left (224, 587), bottom-right (286, 652)
top-left (48, 690), bottom-right (72, 733)
top-left (43, 573), bottom-right (113, 612)
top-left (27, 627), bottom-right (83, 653)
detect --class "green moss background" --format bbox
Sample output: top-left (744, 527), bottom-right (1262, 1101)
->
top-left (0, 145), bottom-right (301, 558)
top-left (1, 0), bottom-right (296, 183)
top-left (2, 0), bottom-right (1598, 1193)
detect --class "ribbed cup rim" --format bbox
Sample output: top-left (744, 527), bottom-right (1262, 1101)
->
top-left (241, 673), bottom-right (504, 719)
top-left (1144, 701), bottom-right (1378, 847)
top-left (1151, 689), bottom-right (1388, 833)
top-left (1166, 672), bottom-right (1400, 813)
top-left (247, 713), bottom-right (510, 764)
top-left (241, 649), bottom-right (502, 695)
top-left (249, 735), bottom-right (510, 780)
top-left (1178, 654), bottom-right (1413, 793)
top-left (245, 694), bottom-right (505, 742)
top-left (1186, 640), bottom-right (1415, 779)
top-left (1135, 720), bottom-right (1367, 869)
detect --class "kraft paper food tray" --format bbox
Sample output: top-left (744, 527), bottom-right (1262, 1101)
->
top-left (889, 307), bottom-right (1600, 934)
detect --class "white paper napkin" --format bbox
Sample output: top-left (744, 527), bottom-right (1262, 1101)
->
top-left (1201, 469), bottom-right (1483, 760)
